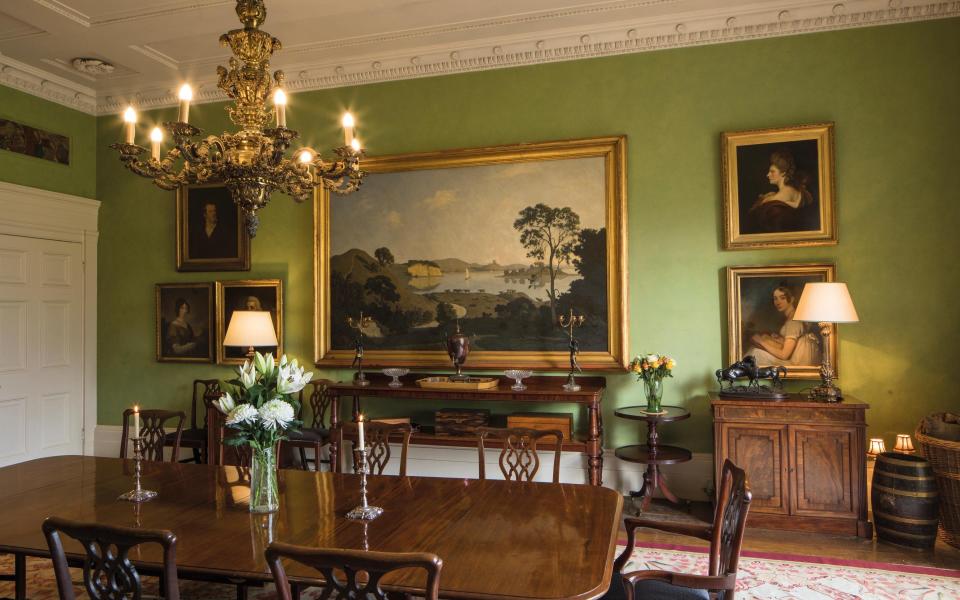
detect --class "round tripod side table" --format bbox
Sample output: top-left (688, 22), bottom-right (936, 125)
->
top-left (614, 405), bottom-right (692, 512)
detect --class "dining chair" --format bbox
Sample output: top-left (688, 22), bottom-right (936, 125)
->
top-left (165, 379), bottom-right (223, 464)
top-left (266, 542), bottom-right (442, 600)
top-left (41, 516), bottom-right (180, 600)
top-left (334, 421), bottom-right (413, 476)
top-left (120, 408), bottom-right (186, 463)
top-left (477, 426), bottom-right (563, 483)
top-left (281, 380), bottom-right (334, 471)
top-left (604, 459), bottom-right (752, 600)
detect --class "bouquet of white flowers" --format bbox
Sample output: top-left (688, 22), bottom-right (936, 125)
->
top-left (215, 351), bottom-right (313, 512)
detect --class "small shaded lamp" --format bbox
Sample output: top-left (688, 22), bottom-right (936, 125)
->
top-left (794, 282), bottom-right (859, 401)
top-left (894, 434), bottom-right (915, 454)
top-left (867, 437), bottom-right (886, 459)
top-left (223, 311), bottom-right (277, 359)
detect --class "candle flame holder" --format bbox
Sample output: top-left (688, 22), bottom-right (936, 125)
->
top-left (558, 308), bottom-right (586, 392)
top-left (347, 312), bottom-right (374, 387)
top-left (119, 437), bottom-right (158, 503)
top-left (346, 447), bottom-right (383, 520)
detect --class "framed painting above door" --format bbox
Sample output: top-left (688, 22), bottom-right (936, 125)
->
top-left (313, 136), bottom-right (628, 370)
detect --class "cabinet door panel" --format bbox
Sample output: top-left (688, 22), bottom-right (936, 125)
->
top-left (791, 426), bottom-right (855, 516)
top-left (722, 424), bottom-right (788, 514)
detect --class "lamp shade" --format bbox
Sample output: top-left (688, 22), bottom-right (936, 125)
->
top-left (794, 282), bottom-right (859, 323)
top-left (222, 311), bottom-right (277, 347)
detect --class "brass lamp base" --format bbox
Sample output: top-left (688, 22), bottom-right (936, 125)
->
top-left (809, 324), bottom-right (841, 402)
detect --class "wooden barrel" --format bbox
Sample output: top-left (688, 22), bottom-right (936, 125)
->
top-left (872, 452), bottom-right (940, 548)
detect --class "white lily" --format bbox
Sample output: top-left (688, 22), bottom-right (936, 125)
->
top-left (216, 391), bottom-right (236, 414)
top-left (277, 362), bottom-right (313, 395)
top-left (279, 354), bottom-right (288, 368)
top-left (264, 353), bottom-right (275, 377)
top-left (238, 360), bottom-right (257, 388)
top-left (254, 352), bottom-right (266, 374)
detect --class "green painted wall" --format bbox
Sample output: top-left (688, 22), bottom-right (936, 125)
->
top-left (0, 85), bottom-right (97, 198)
top-left (96, 18), bottom-right (960, 454)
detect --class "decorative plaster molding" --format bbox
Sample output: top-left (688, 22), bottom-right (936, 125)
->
top-left (2, 1), bottom-right (957, 115)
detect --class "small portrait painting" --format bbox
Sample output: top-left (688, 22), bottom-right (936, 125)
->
top-left (216, 279), bottom-right (283, 364)
top-left (156, 283), bottom-right (214, 362)
top-left (727, 264), bottom-right (835, 379)
top-left (177, 184), bottom-right (250, 271)
top-left (722, 123), bottom-right (836, 250)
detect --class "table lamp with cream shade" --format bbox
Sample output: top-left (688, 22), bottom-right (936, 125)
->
top-left (794, 282), bottom-right (859, 401)
top-left (222, 311), bottom-right (278, 359)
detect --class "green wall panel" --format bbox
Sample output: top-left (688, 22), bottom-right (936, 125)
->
top-left (0, 85), bottom-right (96, 198)
top-left (96, 18), bottom-right (960, 454)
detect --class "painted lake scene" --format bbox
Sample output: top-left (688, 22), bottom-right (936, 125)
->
top-left (329, 155), bottom-right (610, 354)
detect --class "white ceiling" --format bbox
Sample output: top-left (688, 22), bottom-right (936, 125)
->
top-left (0, 0), bottom-right (954, 115)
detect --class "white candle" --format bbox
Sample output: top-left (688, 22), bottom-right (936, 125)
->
top-left (342, 112), bottom-right (355, 147)
top-left (132, 405), bottom-right (140, 439)
top-left (273, 88), bottom-right (287, 128)
top-left (357, 413), bottom-right (365, 450)
top-left (178, 84), bottom-right (193, 123)
top-left (149, 127), bottom-right (163, 161)
top-left (123, 106), bottom-right (137, 144)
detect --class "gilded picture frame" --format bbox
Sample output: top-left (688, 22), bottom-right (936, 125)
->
top-left (216, 279), bottom-right (284, 365)
top-left (726, 263), bottom-right (836, 380)
top-left (313, 136), bottom-right (629, 370)
top-left (722, 123), bottom-right (837, 250)
top-left (176, 183), bottom-right (251, 271)
top-left (155, 282), bottom-right (214, 363)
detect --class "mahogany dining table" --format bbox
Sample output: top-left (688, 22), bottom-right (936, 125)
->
top-left (0, 456), bottom-right (622, 600)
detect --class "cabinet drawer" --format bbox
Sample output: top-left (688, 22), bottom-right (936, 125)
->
top-left (715, 405), bottom-right (863, 425)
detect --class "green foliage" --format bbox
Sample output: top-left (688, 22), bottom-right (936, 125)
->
top-left (374, 246), bottom-right (395, 267)
top-left (513, 203), bottom-right (581, 317)
top-left (436, 302), bottom-right (458, 325)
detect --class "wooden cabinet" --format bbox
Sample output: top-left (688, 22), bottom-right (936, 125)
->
top-left (712, 395), bottom-right (871, 537)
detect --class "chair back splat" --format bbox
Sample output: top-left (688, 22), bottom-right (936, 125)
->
top-left (711, 459), bottom-right (752, 584)
top-left (477, 426), bottom-right (563, 483)
top-left (42, 516), bottom-right (180, 600)
top-left (266, 542), bottom-right (442, 600)
top-left (335, 421), bottom-right (412, 476)
top-left (120, 408), bottom-right (185, 462)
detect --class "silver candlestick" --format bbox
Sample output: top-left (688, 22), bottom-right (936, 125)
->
top-left (119, 437), bottom-right (158, 503)
top-left (346, 447), bottom-right (383, 520)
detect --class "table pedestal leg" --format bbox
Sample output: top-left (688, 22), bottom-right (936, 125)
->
top-left (587, 400), bottom-right (603, 486)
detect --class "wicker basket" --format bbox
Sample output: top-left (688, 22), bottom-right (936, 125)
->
top-left (915, 422), bottom-right (960, 548)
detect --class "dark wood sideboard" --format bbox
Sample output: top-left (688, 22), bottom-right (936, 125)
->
top-left (711, 394), bottom-right (872, 538)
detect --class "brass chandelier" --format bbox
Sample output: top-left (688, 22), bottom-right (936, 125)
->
top-left (111, 0), bottom-right (365, 237)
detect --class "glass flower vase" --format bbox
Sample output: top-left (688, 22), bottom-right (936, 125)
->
top-left (249, 446), bottom-right (279, 513)
top-left (644, 378), bottom-right (664, 413)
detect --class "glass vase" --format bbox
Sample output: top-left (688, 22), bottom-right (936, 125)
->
top-left (249, 446), bottom-right (279, 513)
top-left (644, 378), bottom-right (664, 413)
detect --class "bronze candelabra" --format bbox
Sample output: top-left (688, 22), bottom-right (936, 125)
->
top-left (347, 312), bottom-right (374, 387)
top-left (558, 308), bottom-right (585, 392)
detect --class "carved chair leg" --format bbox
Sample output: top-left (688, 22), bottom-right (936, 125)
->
top-left (236, 584), bottom-right (248, 600)
top-left (298, 447), bottom-right (308, 470)
top-left (192, 448), bottom-right (201, 463)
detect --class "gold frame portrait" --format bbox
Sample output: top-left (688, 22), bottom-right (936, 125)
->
top-left (722, 123), bottom-right (837, 250)
top-left (216, 279), bottom-right (284, 365)
top-left (726, 263), bottom-right (836, 380)
top-left (176, 183), bottom-right (251, 271)
top-left (313, 136), bottom-right (629, 370)
top-left (155, 282), bottom-right (214, 363)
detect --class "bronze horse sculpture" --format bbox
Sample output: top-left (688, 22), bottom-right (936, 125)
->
top-left (716, 356), bottom-right (787, 390)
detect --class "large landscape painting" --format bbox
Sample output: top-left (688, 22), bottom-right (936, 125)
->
top-left (314, 137), bottom-right (627, 370)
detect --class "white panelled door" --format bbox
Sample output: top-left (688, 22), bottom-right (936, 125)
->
top-left (0, 234), bottom-right (84, 466)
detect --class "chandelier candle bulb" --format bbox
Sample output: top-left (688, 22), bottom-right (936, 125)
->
top-left (123, 106), bottom-right (137, 144)
top-left (350, 138), bottom-right (361, 153)
top-left (342, 112), bottom-right (355, 146)
top-left (273, 88), bottom-right (287, 128)
top-left (149, 127), bottom-right (163, 161)
top-left (178, 84), bottom-right (193, 123)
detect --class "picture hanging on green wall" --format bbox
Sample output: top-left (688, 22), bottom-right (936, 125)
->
top-left (726, 263), bottom-right (836, 379)
top-left (156, 282), bottom-right (214, 363)
top-left (0, 117), bottom-right (69, 165)
top-left (722, 123), bottom-right (837, 250)
top-left (313, 137), bottom-right (628, 371)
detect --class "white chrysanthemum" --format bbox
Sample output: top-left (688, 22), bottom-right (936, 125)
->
top-left (226, 404), bottom-right (258, 426)
top-left (258, 398), bottom-right (295, 431)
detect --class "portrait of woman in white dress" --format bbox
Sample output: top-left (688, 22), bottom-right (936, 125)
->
top-left (745, 283), bottom-right (821, 367)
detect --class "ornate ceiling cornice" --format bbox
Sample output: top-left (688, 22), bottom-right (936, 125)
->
top-left (3, 1), bottom-right (958, 116)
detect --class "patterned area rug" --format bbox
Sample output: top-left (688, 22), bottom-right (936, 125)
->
top-left (3, 544), bottom-right (958, 599)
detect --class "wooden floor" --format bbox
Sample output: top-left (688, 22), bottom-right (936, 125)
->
top-left (625, 498), bottom-right (960, 571)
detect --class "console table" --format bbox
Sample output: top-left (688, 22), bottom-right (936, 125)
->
top-left (711, 394), bottom-right (871, 537)
top-left (327, 373), bottom-right (607, 486)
